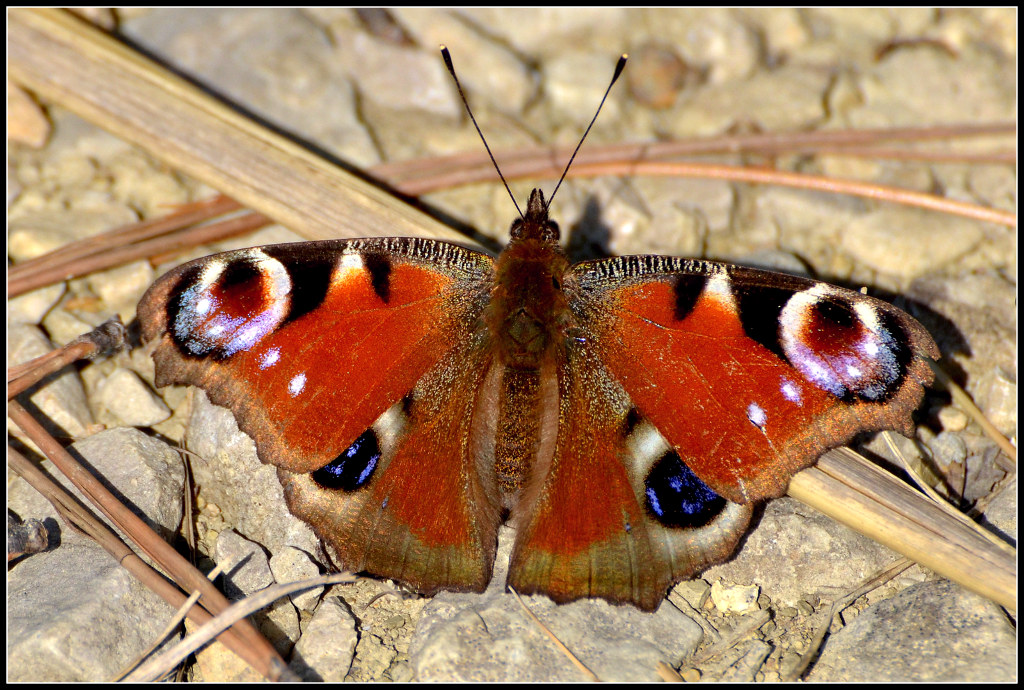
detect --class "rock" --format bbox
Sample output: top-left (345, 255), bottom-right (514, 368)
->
top-left (212, 528), bottom-right (300, 656)
top-left (120, 8), bottom-right (379, 167)
top-left (91, 368), bottom-right (171, 428)
top-left (184, 391), bottom-right (320, 558)
top-left (706, 497), bottom-right (900, 608)
top-left (7, 429), bottom-right (186, 681)
top-left (809, 579), bottom-right (1016, 681)
top-left (711, 581), bottom-right (761, 614)
top-left (840, 207), bottom-right (983, 279)
top-left (8, 324), bottom-right (95, 452)
top-left (409, 527), bottom-right (703, 681)
top-left (289, 597), bottom-right (359, 681)
top-left (270, 546), bottom-right (325, 612)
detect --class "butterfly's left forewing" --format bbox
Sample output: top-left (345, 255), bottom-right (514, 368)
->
top-left (567, 256), bottom-right (938, 505)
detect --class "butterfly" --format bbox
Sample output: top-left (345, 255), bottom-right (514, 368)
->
top-left (137, 179), bottom-right (938, 610)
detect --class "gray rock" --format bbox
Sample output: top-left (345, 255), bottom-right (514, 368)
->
top-left (8, 324), bottom-right (95, 450)
top-left (121, 8), bottom-right (379, 167)
top-left (270, 546), bottom-right (325, 612)
top-left (213, 528), bottom-right (300, 655)
top-left (840, 207), bottom-right (983, 279)
top-left (85, 259), bottom-right (155, 323)
top-left (849, 43), bottom-right (1015, 127)
top-left (410, 527), bottom-right (703, 681)
top-left (809, 579), bottom-right (1017, 681)
top-left (8, 282), bottom-right (65, 326)
top-left (392, 8), bottom-right (536, 115)
top-left (289, 597), bottom-right (359, 681)
top-left (667, 63), bottom-right (832, 137)
top-left (214, 527), bottom-right (276, 599)
top-left (7, 429), bottom-right (186, 681)
top-left (981, 480), bottom-right (1016, 561)
top-left (184, 390), bottom-right (320, 557)
top-left (91, 367), bottom-right (171, 428)
top-left (706, 497), bottom-right (899, 608)
top-left (9, 426), bottom-right (186, 543)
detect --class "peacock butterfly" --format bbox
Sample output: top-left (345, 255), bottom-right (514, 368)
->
top-left (136, 56), bottom-right (939, 612)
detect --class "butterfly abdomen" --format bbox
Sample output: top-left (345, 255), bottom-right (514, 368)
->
top-left (492, 367), bottom-right (542, 491)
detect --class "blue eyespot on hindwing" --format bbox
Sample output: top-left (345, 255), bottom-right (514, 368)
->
top-left (312, 428), bottom-right (382, 491)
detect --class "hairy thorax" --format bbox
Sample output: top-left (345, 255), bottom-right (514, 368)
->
top-left (485, 238), bottom-right (573, 369)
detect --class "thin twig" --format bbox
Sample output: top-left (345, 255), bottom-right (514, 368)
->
top-left (8, 318), bottom-right (125, 398)
top-left (539, 160), bottom-right (1016, 228)
top-left (114, 562), bottom-right (226, 681)
top-left (372, 122), bottom-right (1017, 182)
top-left (122, 573), bottom-right (358, 682)
top-left (8, 195), bottom-right (241, 283)
top-left (7, 446), bottom-right (269, 675)
top-left (929, 361), bottom-right (1017, 462)
top-left (7, 400), bottom-right (285, 679)
top-left (8, 211), bottom-right (272, 298)
top-left (784, 558), bottom-right (916, 681)
top-left (688, 609), bottom-right (771, 667)
top-left (509, 587), bottom-right (599, 681)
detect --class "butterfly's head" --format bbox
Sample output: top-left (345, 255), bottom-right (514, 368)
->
top-left (509, 189), bottom-right (560, 244)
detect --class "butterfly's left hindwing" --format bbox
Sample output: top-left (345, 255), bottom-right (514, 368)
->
top-left (508, 340), bottom-right (753, 610)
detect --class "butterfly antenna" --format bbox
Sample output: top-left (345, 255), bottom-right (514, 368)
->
top-left (441, 45), bottom-right (523, 219)
top-left (545, 53), bottom-right (628, 211)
